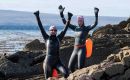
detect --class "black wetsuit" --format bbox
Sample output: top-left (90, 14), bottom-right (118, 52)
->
top-left (60, 14), bottom-right (98, 72)
top-left (34, 14), bottom-right (70, 79)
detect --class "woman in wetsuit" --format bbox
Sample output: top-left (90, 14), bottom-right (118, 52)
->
top-left (34, 11), bottom-right (73, 79)
top-left (59, 5), bottom-right (99, 72)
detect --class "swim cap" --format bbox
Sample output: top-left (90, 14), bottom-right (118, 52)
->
top-left (49, 25), bottom-right (57, 31)
top-left (77, 16), bottom-right (84, 21)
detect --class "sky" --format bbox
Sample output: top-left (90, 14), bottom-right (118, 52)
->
top-left (0, 0), bottom-right (130, 17)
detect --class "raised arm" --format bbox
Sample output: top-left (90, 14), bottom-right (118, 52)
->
top-left (58, 12), bottom-right (73, 41)
top-left (58, 5), bottom-right (77, 31)
top-left (89, 7), bottom-right (99, 30)
top-left (34, 11), bottom-right (49, 41)
top-left (59, 5), bottom-right (66, 24)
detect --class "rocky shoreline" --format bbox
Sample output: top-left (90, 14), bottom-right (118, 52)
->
top-left (0, 17), bottom-right (130, 80)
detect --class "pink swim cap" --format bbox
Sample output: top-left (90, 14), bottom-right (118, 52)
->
top-left (77, 16), bottom-right (84, 21)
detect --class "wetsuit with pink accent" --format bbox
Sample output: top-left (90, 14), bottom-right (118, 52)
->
top-left (59, 7), bottom-right (99, 72)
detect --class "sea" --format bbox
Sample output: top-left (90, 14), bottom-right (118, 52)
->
top-left (0, 28), bottom-right (88, 54)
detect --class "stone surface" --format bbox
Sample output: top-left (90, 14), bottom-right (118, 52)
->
top-left (105, 62), bottom-right (125, 77)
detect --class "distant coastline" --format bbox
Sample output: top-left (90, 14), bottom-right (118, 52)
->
top-left (0, 10), bottom-right (128, 29)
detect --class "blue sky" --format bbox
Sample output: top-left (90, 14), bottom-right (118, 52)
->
top-left (0, 0), bottom-right (130, 17)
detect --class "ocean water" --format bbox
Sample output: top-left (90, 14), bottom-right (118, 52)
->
top-left (0, 30), bottom-right (43, 54)
top-left (0, 29), bottom-right (91, 54)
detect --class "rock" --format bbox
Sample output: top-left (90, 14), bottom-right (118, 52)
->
top-left (0, 71), bottom-right (5, 79)
top-left (67, 74), bottom-right (74, 80)
top-left (67, 68), bottom-right (88, 80)
top-left (123, 51), bottom-right (130, 57)
top-left (124, 23), bottom-right (130, 32)
top-left (90, 18), bottom-right (130, 67)
top-left (122, 55), bottom-right (130, 68)
top-left (110, 75), bottom-right (122, 80)
top-left (114, 52), bottom-right (124, 62)
top-left (93, 18), bottom-right (130, 37)
top-left (91, 70), bottom-right (104, 80)
top-left (106, 54), bottom-right (116, 62)
top-left (48, 77), bottom-right (58, 80)
top-left (24, 39), bottom-right (45, 51)
top-left (105, 62), bottom-right (125, 77)
top-left (0, 51), bottom-right (44, 78)
top-left (87, 65), bottom-right (100, 75)
top-left (77, 74), bottom-right (93, 80)
top-left (65, 46), bottom-right (130, 80)
top-left (118, 21), bottom-right (128, 29)
top-left (30, 53), bottom-right (46, 66)
top-left (121, 69), bottom-right (130, 80)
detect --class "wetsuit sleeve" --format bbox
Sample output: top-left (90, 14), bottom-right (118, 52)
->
top-left (68, 24), bottom-right (77, 31)
top-left (88, 12), bottom-right (98, 30)
top-left (34, 15), bottom-right (49, 41)
top-left (60, 13), bottom-right (77, 31)
top-left (61, 17), bottom-right (67, 24)
top-left (59, 9), bottom-right (67, 24)
top-left (62, 17), bottom-right (76, 31)
top-left (58, 20), bottom-right (70, 41)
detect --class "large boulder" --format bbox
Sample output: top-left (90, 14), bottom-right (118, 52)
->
top-left (0, 51), bottom-right (44, 79)
top-left (24, 39), bottom-right (45, 51)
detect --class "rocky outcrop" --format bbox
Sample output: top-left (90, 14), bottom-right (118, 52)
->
top-left (66, 46), bottom-right (130, 80)
top-left (124, 23), bottom-right (130, 32)
top-left (86, 17), bottom-right (130, 67)
top-left (19, 47), bottom-right (130, 80)
top-left (0, 36), bottom-right (74, 79)
top-left (24, 39), bottom-right (45, 51)
top-left (0, 51), bottom-right (44, 79)
top-left (93, 17), bottom-right (130, 38)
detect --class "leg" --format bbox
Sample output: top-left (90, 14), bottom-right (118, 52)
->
top-left (78, 47), bottom-right (86, 69)
top-left (56, 61), bottom-right (69, 78)
top-left (68, 49), bottom-right (78, 73)
top-left (43, 59), bottom-right (53, 79)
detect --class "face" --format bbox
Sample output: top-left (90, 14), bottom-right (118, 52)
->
top-left (77, 16), bottom-right (84, 27)
top-left (78, 19), bottom-right (84, 27)
top-left (49, 27), bottom-right (57, 36)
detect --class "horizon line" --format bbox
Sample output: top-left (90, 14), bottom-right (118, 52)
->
top-left (0, 9), bottom-right (129, 18)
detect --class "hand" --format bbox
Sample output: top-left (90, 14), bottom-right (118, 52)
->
top-left (58, 5), bottom-right (65, 13)
top-left (34, 10), bottom-right (39, 16)
top-left (59, 5), bottom-right (65, 18)
top-left (68, 12), bottom-right (73, 20)
top-left (94, 7), bottom-right (99, 15)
